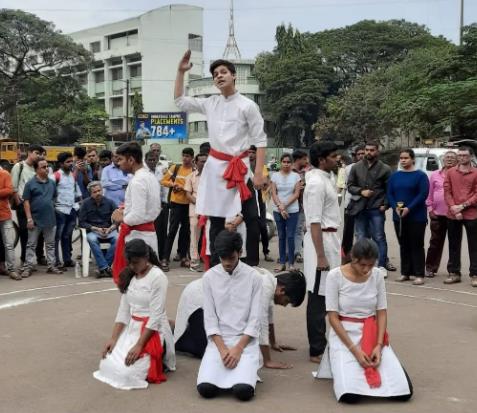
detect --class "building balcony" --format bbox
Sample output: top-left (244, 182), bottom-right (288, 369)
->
top-left (130, 77), bottom-right (142, 92)
top-left (111, 80), bottom-right (124, 96)
top-left (95, 82), bottom-right (105, 96)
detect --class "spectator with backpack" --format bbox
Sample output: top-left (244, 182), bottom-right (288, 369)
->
top-left (160, 147), bottom-right (194, 271)
top-left (53, 152), bottom-right (81, 269)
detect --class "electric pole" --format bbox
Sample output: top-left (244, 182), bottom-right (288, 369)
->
top-left (125, 79), bottom-right (130, 140)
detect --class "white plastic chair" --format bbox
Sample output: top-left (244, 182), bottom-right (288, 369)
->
top-left (80, 228), bottom-right (111, 277)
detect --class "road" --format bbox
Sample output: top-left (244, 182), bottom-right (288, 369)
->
top-left (1, 217), bottom-right (476, 413)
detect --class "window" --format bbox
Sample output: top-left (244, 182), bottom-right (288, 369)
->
top-left (129, 65), bottom-right (141, 78)
top-left (188, 34), bottom-right (203, 52)
top-left (108, 29), bottom-right (139, 50)
top-left (111, 68), bottom-right (123, 81)
top-left (111, 119), bottom-right (123, 132)
top-left (112, 98), bottom-right (123, 108)
top-left (90, 41), bottom-right (101, 53)
top-left (94, 71), bottom-right (104, 83)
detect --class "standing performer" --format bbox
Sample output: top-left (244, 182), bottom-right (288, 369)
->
top-left (111, 142), bottom-right (161, 283)
top-left (303, 142), bottom-right (341, 364)
top-left (196, 230), bottom-right (262, 401)
top-left (175, 50), bottom-right (267, 266)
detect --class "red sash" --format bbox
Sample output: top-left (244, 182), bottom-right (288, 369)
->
top-left (112, 222), bottom-right (156, 284)
top-left (198, 215), bottom-right (210, 271)
top-left (209, 148), bottom-right (252, 202)
top-left (339, 315), bottom-right (389, 388)
top-left (131, 315), bottom-right (167, 384)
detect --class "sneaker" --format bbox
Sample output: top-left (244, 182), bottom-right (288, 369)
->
top-left (471, 276), bottom-right (477, 288)
top-left (397, 275), bottom-right (411, 282)
top-left (425, 269), bottom-right (436, 278)
top-left (160, 260), bottom-right (170, 272)
top-left (413, 277), bottom-right (425, 285)
top-left (385, 261), bottom-right (397, 272)
top-left (47, 267), bottom-right (63, 274)
top-left (8, 271), bottom-right (22, 281)
top-left (96, 268), bottom-right (112, 278)
top-left (444, 273), bottom-right (461, 284)
top-left (378, 267), bottom-right (388, 279)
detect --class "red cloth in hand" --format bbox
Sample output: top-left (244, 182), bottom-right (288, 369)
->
top-left (131, 315), bottom-right (167, 384)
top-left (112, 222), bottom-right (156, 284)
top-left (340, 315), bottom-right (389, 389)
top-left (209, 148), bottom-right (252, 202)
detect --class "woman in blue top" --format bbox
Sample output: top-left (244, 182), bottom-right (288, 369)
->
top-left (271, 153), bottom-right (302, 272)
top-left (387, 149), bottom-right (429, 285)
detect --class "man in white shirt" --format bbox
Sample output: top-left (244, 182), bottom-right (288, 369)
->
top-left (174, 267), bottom-right (306, 369)
top-left (111, 142), bottom-right (161, 282)
top-left (197, 230), bottom-right (262, 401)
top-left (303, 141), bottom-right (341, 364)
top-left (175, 50), bottom-right (267, 266)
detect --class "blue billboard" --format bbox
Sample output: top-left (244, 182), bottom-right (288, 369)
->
top-left (135, 112), bottom-right (187, 140)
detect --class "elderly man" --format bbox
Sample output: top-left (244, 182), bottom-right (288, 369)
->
top-left (78, 181), bottom-right (118, 277)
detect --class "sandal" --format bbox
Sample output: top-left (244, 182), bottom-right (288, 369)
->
top-left (275, 265), bottom-right (286, 273)
top-left (180, 258), bottom-right (191, 268)
top-left (160, 260), bottom-right (170, 272)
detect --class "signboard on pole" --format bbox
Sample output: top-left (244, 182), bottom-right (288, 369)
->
top-left (135, 112), bottom-right (187, 140)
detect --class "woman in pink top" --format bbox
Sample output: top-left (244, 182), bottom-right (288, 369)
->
top-left (425, 151), bottom-right (457, 277)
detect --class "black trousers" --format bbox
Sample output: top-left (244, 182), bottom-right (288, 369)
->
top-left (175, 309), bottom-right (207, 358)
top-left (341, 212), bottom-right (355, 260)
top-left (306, 270), bottom-right (327, 357)
top-left (17, 204), bottom-right (45, 263)
top-left (425, 215), bottom-right (448, 273)
top-left (155, 202), bottom-right (169, 260)
top-left (164, 202), bottom-right (190, 261)
top-left (258, 191), bottom-right (270, 255)
top-left (394, 220), bottom-right (426, 277)
top-left (209, 180), bottom-right (260, 267)
top-left (447, 218), bottom-right (477, 276)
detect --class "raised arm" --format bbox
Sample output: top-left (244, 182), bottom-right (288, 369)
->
top-left (174, 50), bottom-right (193, 99)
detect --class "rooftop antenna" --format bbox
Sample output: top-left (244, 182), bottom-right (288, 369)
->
top-left (223, 0), bottom-right (241, 60)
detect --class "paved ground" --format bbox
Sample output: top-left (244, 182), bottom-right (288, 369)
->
top-left (1, 215), bottom-right (477, 413)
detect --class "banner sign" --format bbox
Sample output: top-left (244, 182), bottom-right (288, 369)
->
top-left (135, 112), bottom-right (187, 140)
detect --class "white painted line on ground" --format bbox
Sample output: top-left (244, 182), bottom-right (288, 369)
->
top-left (0, 280), bottom-right (112, 297)
top-left (388, 292), bottom-right (477, 309)
top-left (0, 288), bottom-right (117, 310)
top-left (387, 281), bottom-right (477, 297)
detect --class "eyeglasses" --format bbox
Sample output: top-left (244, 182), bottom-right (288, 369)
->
top-left (39, 166), bottom-right (48, 169)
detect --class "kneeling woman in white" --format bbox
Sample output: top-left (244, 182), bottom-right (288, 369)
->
top-left (317, 239), bottom-right (413, 403)
top-left (93, 239), bottom-right (175, 390)
top-left (197, 230), bottom-right (262, 401)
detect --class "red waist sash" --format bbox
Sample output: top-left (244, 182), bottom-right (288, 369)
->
top-left (112, 222), bottom-right (156, 284)
top-left (209, 148), bottom-right (252, 202)
top-left (339, 315), bottom-right (389, 389)
top-left (131, 315), bottom-right (167, 384)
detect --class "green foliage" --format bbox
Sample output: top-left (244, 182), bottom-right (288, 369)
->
top-left (131, 91), bottom-right (143, 132)
top-left (0, 9), bottom-right (98, 142)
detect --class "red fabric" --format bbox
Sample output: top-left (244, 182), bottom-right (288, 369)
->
top-left (198, 215), bottom-right (210, 271)
top-left (444, 166), bottom-right (477, 220)
top-left (339, 315), bottom-right (389, 389)
top-left (209, 148), bottom-right (252, 202)
top-left (131, 315), bottom-right (167, 384)
top-left (112, 222), bottom-right (156, 284)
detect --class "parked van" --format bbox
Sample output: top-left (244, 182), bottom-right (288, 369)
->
top-left (410, 148), bottom-right (457, 175)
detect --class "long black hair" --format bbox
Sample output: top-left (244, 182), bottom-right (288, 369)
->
top-left (118, 239), bottom-right (161, 294)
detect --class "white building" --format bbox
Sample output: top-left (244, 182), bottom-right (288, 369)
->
top-left (68, 5), bottom-right (204, 134)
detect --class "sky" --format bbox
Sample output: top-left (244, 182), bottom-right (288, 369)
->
top-left (3, 0), bottom-right (477, 63)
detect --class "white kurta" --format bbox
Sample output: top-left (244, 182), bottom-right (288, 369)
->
top-left (93, 267), bottom-right (176, 390)
top-left (175, 92), bottom-right (267, 217)
top-left (197, 261), bottom-right (262, 388)
top-left (303, 168), bottom-right (342, 295)
top-left (123, 167), bottom-right (161, 255)
top-left (317, 267), bottom-right (411, 400)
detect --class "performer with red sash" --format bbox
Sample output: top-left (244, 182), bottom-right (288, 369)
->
top-left (94, 239), bottom-right (175, 389)
top-left (111, 142), bottom-right (161, 283)
top-left (316, 239), bottom-right (413, 403)
top-left (175, 50), bottom-right (267, 266)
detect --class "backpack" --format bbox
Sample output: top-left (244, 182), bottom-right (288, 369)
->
top-left (167, 164), bottom-right (181, 204)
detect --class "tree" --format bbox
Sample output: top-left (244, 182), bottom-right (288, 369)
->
top-left (131, 91), bottom-right (143, 132)
top-left (255, 25), bottom-right (334, 147)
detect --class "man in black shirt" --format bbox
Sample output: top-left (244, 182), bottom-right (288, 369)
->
top-left (78, 181), bottom-right (117, 277)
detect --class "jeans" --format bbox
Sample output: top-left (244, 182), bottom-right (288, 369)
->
top-left (164, 202), bottom-right (190, 261)
top-left (0, 219), bottom-right (17, 271)
top-left (55, 210), bottom-right (77, 265)
top-left (86, 230), bottom-right (118, 270)
top-left (274, 211), bottom-right (299, 266)
top-left (425, 215), bottom-right (448, 273)
top-left (17, 204), bottom-right (45, 263)
top-left (24, 226), bottom-right (56, 270)
top-left (354, 208), bottom-right (388, 267)
top-left (294, 210), bottom-right (306, 256)
top-left (393, 220), bottom-right (426, 277)
top-left (447, 218), bottom-right (477, 276)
